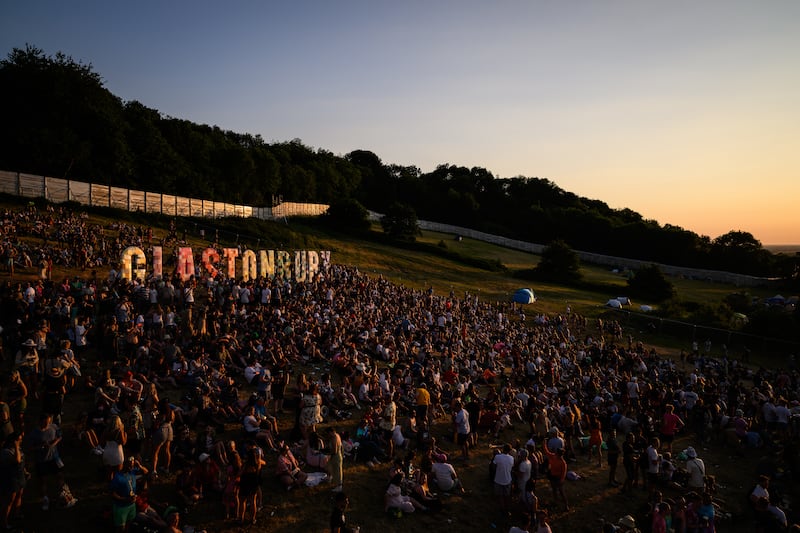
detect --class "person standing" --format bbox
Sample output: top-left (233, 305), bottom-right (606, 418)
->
top-left (492, 443), bottom-right (515, 517)
top-left (299, 384), bottom-right (323, 442)
top-left (516, 449), bottom-right (532, 500)
top-left (415, 383), bottom-right (430, 428)
top-left (151, 400), bottom-right (174, 476)
top-left (0, 431), bottom-right (26, 529)
top-left (327, 426), bottom-right (344, 493)
top-left (102, 415), bottom-right (128, 481)
top-left (644, 437), bottom-right (661, 494)
top-left (379, 394), bottom-right (397, 460)
top-left (27, 413), bottom-right (70, 511)
top-left (606, 429), bottom-right (621, 487)
top-left (659, 404), bottom-right (684, 453)
top-left (110, 455), bottom-right (148, 533)
top-left (453, 399), bottom-right (471, 461)
top-left (543, 440), bottom-right (569, 511)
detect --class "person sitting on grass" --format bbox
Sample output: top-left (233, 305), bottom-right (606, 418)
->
top-left (276, 443), bottom-right (307, 491)
top-left (384, 473), bottom-right (427, 514)
top-left (409, 463), bottom-right (442, 512)
top-left (175, 462), bottom-right (203, 508)
top-left (430, 454), bottom-right (465, 494)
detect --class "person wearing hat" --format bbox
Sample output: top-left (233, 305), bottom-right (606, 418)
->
top-left (41, 363), bottom-right (67, 424)
top-left (430, 453), bottom-right (465, 494)
top-left (14, 339), bottom-right (40, 397)
top-left (684, 446), bottom-right (706, 490)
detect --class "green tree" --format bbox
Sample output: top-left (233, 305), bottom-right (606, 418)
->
top-left (627, 264), bottom-right (675, 302)
top-left (380, 202), bottom-right (420, 241)
top-left (324, 198), bottom-right (371, 231)
top-left (534, 240), bottom-right (582, 282)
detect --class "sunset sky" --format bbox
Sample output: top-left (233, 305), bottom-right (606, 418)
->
top-left (3, 1), bottom-right (798, 244)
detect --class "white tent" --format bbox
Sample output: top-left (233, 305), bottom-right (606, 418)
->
top-left (605, 299), bottom-right (622, 308)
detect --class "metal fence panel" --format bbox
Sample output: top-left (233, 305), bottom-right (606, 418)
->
top-left (90, 184), bottom-right (110, 207)
top-left (70, 180), bottom-right (91, 205)
top-left (19, 173), bottom-right (45, 198)
top-left (110, 187), bottom-right (129, 210)
top-left (129, 190), bottom-right (145, 212)
top-left (45, 177), bottom-right (69, 203)
top-left (162, 194), bottom-right (177, 216)
top-left (189, 198), bottom-right (203, 217)
top-left (176, 197), bottom-right (192, 217)
top-left (145, 192), bottom-right (162, 214)
top-left (0, 171), bottom-right (17, 194)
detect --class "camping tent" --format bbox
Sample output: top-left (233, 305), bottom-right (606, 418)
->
top-left (765, 295), bottom-right (786, 306)
top-left (512, 288), bottom-right (536, 304)
top-left (605, 299), bottom-right (622, 309)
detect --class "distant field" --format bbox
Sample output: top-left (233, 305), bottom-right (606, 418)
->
top-left (766, 244), bottom-right (800, 254)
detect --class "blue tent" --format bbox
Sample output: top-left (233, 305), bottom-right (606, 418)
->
top-left (512, 288), bottom-right (536, 304)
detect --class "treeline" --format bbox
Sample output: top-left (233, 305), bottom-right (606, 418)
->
top-left (1, 45), bottom-right (797, 280)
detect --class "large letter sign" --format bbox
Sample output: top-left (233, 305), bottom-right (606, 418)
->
top-left (176, 247), bottom-right (195, 281)
top-left (121, 246), bottom-right (146, 281)
top-left (117, 246), bottom-right (330, 282)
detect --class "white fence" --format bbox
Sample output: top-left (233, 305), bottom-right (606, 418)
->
top-left (415, 219), bottom-right (773, 288)
top-left (0, 170), bottom-right (329, 221)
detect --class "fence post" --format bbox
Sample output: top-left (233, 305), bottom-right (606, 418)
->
top-left (127, 188), bottom-right (131, 211)
top-left (89, 182), bottom-right (92, 206)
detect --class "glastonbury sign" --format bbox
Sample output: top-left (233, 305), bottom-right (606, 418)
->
top-left (120, 246), bottom-right (331, 282)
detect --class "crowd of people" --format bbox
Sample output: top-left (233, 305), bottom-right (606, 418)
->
top-left (0, 204), bottom-right (798, 533)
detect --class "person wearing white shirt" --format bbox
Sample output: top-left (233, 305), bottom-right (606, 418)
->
top-left (683, 446), bottom-right (705, 490)
top-left (430, 456), bottom-right (464, 493)
top-left (492, 443), bottom-right (515, 515)
top-left (243, 361), bottom-right (262, 385)
top-left (454, 400), bottom-right (471, 460)
top-left (391, 424), bottom-right (408, 450)
top-left (516, 449), bottom-right (532, 499)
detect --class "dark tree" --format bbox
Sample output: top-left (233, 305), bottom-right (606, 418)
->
top-left (627, 264), bottom-right (676, 302)
top-left (380, 203), bottom-right (420, 241)
top-left (534, 240), bottom-right (582, 282)
top-left (324, 198), bottom-right (371, 231)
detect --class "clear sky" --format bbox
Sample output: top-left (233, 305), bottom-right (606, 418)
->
top-left (3, 1), bottom-right (798, 244)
